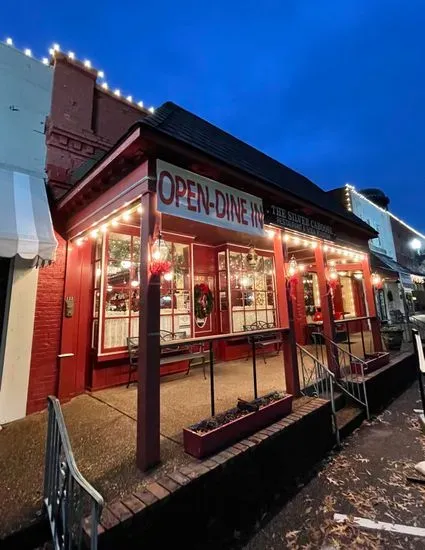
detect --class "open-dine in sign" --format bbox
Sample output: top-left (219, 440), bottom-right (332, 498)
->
top-left (156, 160), bottom-right (264, 236)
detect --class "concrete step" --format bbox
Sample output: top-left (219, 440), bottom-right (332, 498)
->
top-left (336, 403), bottom-right (365, 440)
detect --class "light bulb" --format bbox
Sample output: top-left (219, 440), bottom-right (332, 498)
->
top-left (90, 229), bottom-right (98, 238)
top-left (98, 70), bottom-right (104, 78)
top-left (53, 43), bottom-right (60, 51)
top-left (6, 38), bottom-right (13, 46)
top-left (84, 59), bottom-right (91, 68)
top-left (42, 57), bottom-right (49, 65)
top-left (101, 224), bottom-right (108, 233)
top-left (163, 272), bottom-right (173, 282)
top-left (111, 219), bottom-right (118, 227)
top-left (137, 101), bottom-right (144, 108)
top-left (126, 95), bottom-right (133, 102)
top-left (122, 211), bottom-right (130, 222)
top-left (101, 82), bottom-right (109, 90)
top-left (148, 106), bottom-right (155, 113)
top-left (24, 48), bottom-right (32, 57)
top-left (68, 51), bottom-right (75, 59)
top-left (131, 280), bottom-right (139, 287)
top-left (114, 89), bottom-right (121, 97)
top-left (76, 238), bottom-right (83, 246)
top-left (137, 206), bottom-right (143, 214)
top-left (152, 250), bottom-right (161, 261)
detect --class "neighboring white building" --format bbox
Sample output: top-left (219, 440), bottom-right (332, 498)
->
top-left (342, 185), bottom-right (410, 322)
top-left (0, 42), bottom-right (56, 424)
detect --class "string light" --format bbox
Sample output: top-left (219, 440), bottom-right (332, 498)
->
top-left (90, 229), bottom-right (98, 238)
top-left (148, 107), bottom-right (155, 113)
top-left (101, 82), bottom-right (109, 90)
top-left (114, 89), bottom-right (121, 97)
top-left (122, 211), bottom-right (130, 221)
top-left (48, 48), bottom-right (55, 56)
top-left (24, 48), bottom-right (32, 57)
top-left (138, 101), bottom-right (144, 108)
top-left (83, 59), bottom-right (91, 68)
top-left (126, 95), bottom-right (133, 102)
top-left (6, 37), bottom-right (13, 46)
top-left (68, 51), bottom-right (75, 60)
top-left (53, 43), bottom-right (60, 51)
top-left (101, 224), bottom-right (108, 233)
top-left (265, 229), bottom-right (275, 238)
top-left (111, 219), bottom-right (118, 227)
top-left (42, 57), bottom-right (49, 65)
top-left (347, 183), bottom-right (425, 240)
top-left (98, 70), bottom-right (105, 78)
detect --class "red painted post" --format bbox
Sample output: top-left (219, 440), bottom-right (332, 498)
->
top-left (137, 166), bottom-right (161, 471)
top-left (314, 245), bottom-right (337, 372)
top-left (274, 233), bottom-right (300, 396)
top-left (362, 255), bottom-right (383, 352)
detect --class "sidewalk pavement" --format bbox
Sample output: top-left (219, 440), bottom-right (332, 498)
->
top-left (0, 393), bottom-right (191, 540)
top-left (243, 382), bottom-right (425, 549)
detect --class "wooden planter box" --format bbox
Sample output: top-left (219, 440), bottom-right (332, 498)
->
top-left (183, 394), bottom-right (293, 459)
top-left (351, 352), bottom-right (390, 375)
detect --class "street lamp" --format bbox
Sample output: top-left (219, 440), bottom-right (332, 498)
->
top-left (411, 238), bottom-right (422, 251)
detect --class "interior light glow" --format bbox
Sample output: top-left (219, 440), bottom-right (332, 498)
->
top-left (137, 206), bottom-right (143, 214)
top-left (266, 229), bottom-right (275, 238)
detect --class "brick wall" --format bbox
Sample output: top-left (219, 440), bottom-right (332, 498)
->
top-left (26, 232), bottom-right (66, 414)
top-left (26, 56), bottom-right (150, 414)
top-left (46, 55), bottom-right (147, 200)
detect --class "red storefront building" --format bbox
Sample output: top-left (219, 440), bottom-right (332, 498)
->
top-left (27, 55), bottom-right (382, 470)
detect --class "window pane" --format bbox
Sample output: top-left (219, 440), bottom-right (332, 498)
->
top-left (105, 288), bottom-right (130, 317)
top-left (104, 318), bottom-right (129, 348)
top-left (132, 237), bottom-right (140, 265)
top-left (130, 288), bottom-right (140, 315)
top-left (174, 314), bottom-right (191, 337)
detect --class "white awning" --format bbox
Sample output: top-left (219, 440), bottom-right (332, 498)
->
top-left (0, 168), bottom-right (57, 263)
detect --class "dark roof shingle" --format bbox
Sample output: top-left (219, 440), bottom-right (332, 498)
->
top-left (140, 102), bottom-right (372, 232)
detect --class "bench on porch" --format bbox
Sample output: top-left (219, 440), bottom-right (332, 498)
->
top-left (127, 330), bottom-right (209, 387)
top-left (243, 321), bottom-right (283, 364)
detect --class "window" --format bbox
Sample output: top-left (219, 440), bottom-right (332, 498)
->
top-left (103, 231), bottom-right (140, 350)
top-left (227, 250), bottom-right (277, 332)
top-left (160, 242), bottom-right (191, 337)
top-left (303, 272), bottom-right (320, 320)
top-left (92, 232), bottom-right (192, 354)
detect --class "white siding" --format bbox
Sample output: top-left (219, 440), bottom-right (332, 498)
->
top-left (0, 44), bottom-right (53, 423)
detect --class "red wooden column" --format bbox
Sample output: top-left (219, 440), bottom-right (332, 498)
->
top-left (137, 170), bottom-right (161, 471)
top-left (314, 245), bottom-right (336, 370)
top-left (274, 231), bottom-right (300, 396)
top-left (362, 255), bottom-right (383, 352)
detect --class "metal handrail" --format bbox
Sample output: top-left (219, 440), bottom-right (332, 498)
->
top-left (297, 343), bottom-right (339, 446)
top-left (44, 396), bottom-right (104, 550)
top-left (158, 326), bottom-right (289, 348)
top-left (321, 334), bottom-right (370, 420)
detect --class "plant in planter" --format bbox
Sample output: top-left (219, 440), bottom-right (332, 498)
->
top-left (381, 326), bottom-right (404, 351)
top-left (183, 391), bottom-right (293, 458)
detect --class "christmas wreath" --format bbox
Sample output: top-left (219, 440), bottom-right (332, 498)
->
top-left (194, 283), bottom-right (214, 319)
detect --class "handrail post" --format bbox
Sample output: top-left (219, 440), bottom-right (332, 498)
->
top-left (252, 337), bottom-right (258, 399)
top-left (346, 321), bottom-right (352, 355)
top-left (360, 322), bottom-right (366, 358)
top-left (209, 344), bottom-right (215, 416)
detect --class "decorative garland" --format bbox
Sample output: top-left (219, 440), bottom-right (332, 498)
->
top-left (194, 283), bottom-right (214, 319)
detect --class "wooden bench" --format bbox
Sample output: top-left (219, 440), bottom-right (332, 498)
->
top-left (127, 331), bottom-right (209, 387)
top-left (243, 321), bottom-right (283, 364)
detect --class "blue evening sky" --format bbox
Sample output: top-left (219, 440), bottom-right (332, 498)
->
top-left (2, 0), bottom-right (424, 231)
